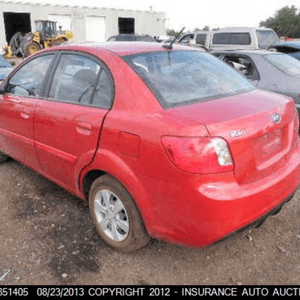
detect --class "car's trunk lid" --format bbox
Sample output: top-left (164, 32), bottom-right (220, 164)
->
top-left (172, 90), bottom-right (298, 184)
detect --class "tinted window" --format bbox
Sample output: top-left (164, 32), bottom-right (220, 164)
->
top-left (263, 53), bottom-right (300, 76)
top-left (49, 54), bottom-right (114, 108)
top-left (213, 33), bottom-right (251, 45)
top-left (135, 35), bottom-right (155, 42)
top-left (196, 34), bottom-right (207, 45)
top-left (123, 51), bottom-right (254, 108)
top-left (7, 54), bottom-right (54, 97)
top-left (117, 35), bottom-right (135, 41)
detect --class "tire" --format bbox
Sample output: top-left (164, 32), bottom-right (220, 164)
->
top-left (22, 41), bottom-right (41, 57)
top-left (89, 175), bottom-right (150, 252)
top-left (0, 152), bottom-right (10, 164)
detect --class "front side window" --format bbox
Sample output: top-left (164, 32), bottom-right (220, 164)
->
top-left (123, 50), bottom-right (254, 108)
top-left (49, 53), bottom-right (114, 108)
top-left (7, 54), bottom-right (54, 97)
top-left (263, 53), bottom-right (300, 76)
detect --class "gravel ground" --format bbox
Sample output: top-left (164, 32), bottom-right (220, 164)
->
top-left (0, 159), bottom-right (300, 285)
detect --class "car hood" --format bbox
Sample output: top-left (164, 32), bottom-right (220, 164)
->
top-left (271, 41), bottom-right (300, 50)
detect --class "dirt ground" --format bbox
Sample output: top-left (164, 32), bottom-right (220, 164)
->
top-left (0, 158), bottom-right (299, 285)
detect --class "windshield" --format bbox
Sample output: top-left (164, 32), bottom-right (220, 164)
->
top-left (123, 51), bottom-right (254, 108)
top-left (263, 53), bottom-right (300, 76)
top-left (256, 30), bottom-right (279, 49)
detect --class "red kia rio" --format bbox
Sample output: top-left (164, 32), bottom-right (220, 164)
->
top-left (0, 42), bottom-right (299, 252)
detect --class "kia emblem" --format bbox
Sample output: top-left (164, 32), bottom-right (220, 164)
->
top-left (272, 113), bottom-right (281, 124)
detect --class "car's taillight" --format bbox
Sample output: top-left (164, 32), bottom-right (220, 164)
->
top-left (162, 136), bottom-right (234, 174)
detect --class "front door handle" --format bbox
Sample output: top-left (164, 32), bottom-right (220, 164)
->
top-left (20, 108), bottom-right (30, 119)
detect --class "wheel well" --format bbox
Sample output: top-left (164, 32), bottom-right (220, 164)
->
top-left (82, 170), bottom-right (106, 201)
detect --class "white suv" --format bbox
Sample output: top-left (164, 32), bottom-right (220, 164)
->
top-left (210, 27), bottom-right (280, 50)
top-left (177, 27), bottom-right (279, 51)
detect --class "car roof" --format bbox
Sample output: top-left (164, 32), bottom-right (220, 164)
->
top-left (215, 27), bottom-right (273, 32)
top-left (51, 42), bottom-right (203, 56)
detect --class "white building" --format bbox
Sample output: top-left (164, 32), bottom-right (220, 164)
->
top-left (0, 0), bottom-right (166, 46)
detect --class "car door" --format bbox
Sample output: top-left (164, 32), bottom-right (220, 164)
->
top-left (34, 52), bottom-right (114, 192)
top-left (0, 54), bottom-right (55, 168)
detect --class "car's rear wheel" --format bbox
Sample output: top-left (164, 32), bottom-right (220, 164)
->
top-left (89, 175), bottom-right (150, 252)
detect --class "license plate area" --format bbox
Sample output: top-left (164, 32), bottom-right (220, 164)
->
top-left (253, 128), bottom-right (283, 166)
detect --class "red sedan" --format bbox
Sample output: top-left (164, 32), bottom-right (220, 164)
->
top-left (0, 42), bottom-right (299, 252)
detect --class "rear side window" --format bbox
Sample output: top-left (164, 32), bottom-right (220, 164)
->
top-left (49, 54), bottom-right (114, 108)
top-left (213, 33), bottom-right (251, 45)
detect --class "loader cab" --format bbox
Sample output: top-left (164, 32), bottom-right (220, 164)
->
top-left (35, 20), bottom-right (57, 40)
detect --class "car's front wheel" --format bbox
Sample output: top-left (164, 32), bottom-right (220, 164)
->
top-left (89, 175), bottom-right (150, 252)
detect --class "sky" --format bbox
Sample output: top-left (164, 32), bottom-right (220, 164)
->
top-left (10, 0), bottom-right (300, 31)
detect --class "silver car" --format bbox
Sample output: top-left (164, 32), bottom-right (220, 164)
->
top-left (212, 50), bottom-right (300, 113)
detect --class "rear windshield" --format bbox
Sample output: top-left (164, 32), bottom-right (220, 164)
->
top-left (123, 50), bottom-right (254, 108)
top-left (212, 33), bottom-right (251, 45)
top-left (263, 53), bottom-right (300, 76)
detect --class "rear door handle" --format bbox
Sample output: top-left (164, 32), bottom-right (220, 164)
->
top-left (76, 121), bottom-right (92, 136)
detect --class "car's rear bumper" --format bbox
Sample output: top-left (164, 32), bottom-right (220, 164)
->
top-left (141, 140), bottom-right (300, 248)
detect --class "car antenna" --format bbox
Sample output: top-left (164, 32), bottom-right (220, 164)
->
top-left (163, 27), bottom-right (185, 50)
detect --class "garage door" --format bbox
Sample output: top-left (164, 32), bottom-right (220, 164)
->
top-left (86, 16), bottom-right (106, 42)
top-left (48, 14), bottom-right (71, 31)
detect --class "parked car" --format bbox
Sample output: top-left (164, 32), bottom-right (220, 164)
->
top-left (212, 50), bottom-right (300, 114)
top-left (0, 55), bottom-right (14, 82)
top-left (177, 31), bottom-right (211, 49)
top-left (107, 34), bottom-right (156, 42)
top-left (0, 42), bottom-right (299, 252)
top-left (269, 41), bottom-right (300, 61)
top-left (210, 27), bottom-right (280, 50)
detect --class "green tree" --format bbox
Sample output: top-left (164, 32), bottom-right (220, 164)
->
top-left (260, 5), bottom-right (300, 38)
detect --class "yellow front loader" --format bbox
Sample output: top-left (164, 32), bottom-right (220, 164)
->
top-left (3, 20), bottom-right (74, 58)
